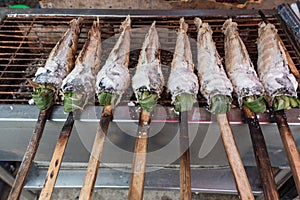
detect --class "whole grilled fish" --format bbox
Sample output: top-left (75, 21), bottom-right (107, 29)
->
top-left (61, 20), bottom-right (102, 113)
top-left (195, 18), bottom-right (233, 114)
top-left (132, 21), bottom-right (164, 112)
top-left (168, 18), bottom-right (199, 112)
top-left (222, 18), bottom-right (266, 113)
top-left (257, 22), bottom-right (299, 110)
top-left (96, 16), bottom-right (131, 106)
top-left (31, 17), bottom-right (82, 110)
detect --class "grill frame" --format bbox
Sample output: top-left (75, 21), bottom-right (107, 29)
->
top-left (0, 8), bottom-right (299, 195)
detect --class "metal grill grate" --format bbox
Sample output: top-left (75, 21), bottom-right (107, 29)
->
top-left (0, 12), bottom-right (299, 105)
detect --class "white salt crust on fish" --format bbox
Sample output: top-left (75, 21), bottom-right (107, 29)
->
top-left (257, 22), bottom-right (298, 99)
top-left (61, 20), bottom-right (102, 106)
top-left (33, 17), bottom-right (82, 88)
top-left (195, 17), bottom-right (233, 103)
top-left (96, 16), bottom-right (131, 105)
top-left (168, 18), bottom-right (199, 103)
top-left (132, 21), bottom-right (164, 99)
top-left (222, 18), bottom-right (264, 106)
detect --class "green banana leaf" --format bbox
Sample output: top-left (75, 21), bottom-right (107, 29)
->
top-left (273, 95), bottom-right (300, 111)
top-left (174, 93), bottom-right (196, 112)
top-left (137, 91), bottom-right (158, 113)
top-left (243, 95), bottom-right (266, 114)
top-left (63, 92), bottom-right (86, 113)
top-left (209, 94), bottom-right (232, 114)
top-left (98, 92), bottom-right (117, 106)
top-left (32, 86), bottom-right (55, 111)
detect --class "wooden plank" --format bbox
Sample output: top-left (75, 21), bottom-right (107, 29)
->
top-left (8, 110), bottom-right (50, 200)
top-left (243, 106), bottom-right (279, 200)
top-left (274, 110), bottom-right (300, 195)
top-left (38, 112), bottom-right (75, 200)
top-left (128, 109), bottom-right (150, 200)
top-left (179, 111), bottom-right (191, 200)
top-left (79, 105), bottom-right (113, 200)
top-left (216, 113), bottom-right (255, 200)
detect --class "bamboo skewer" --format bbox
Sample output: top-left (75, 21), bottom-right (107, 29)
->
top-left (128, 109), bottom-right (150, 200)
top-left (79, 105), bottom-right (113, 200)
top-left (216, 113), bottom-right (255, 200)
top-left (8, 109), bottom-right (51, 200)
top-left (39, 112), bottom-right (76, 200)
top-left (243, 106), bottom-right (279, 200)
top-left (179, 111), bottom-right (192, 200)
top-left (258, 10), bottom-right (300, 194)
top-left (274, 110), bottom-right (300, 195)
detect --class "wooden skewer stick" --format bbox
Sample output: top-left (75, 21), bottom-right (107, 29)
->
top-left (128, 109), bottom-right (150, 200)
top-left (79, 105), bottom-right (113, 200)
top-left (216, 113), bottom-right (255, 200)
top-left (8, 109), bottom-right (51, 200)
top-left (39, 112), bottom-right (76, 200)
top-left (243, 106), bottom-right (279, 200)
top-left (274, 110), bottom-right (300, 195)
top-left (179, 111), bottom-right (192, 200)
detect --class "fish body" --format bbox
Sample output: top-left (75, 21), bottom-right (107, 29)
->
top-left (132, 22), bottom-right (164, 112)
top-left (61, 20), bottom-right (102, 112)
top-left (96, 16), bottom-right (131, 106)
top-left (168, 18), bottom-right (199, 111)
top-left (34, 18), bottom-right (82, 87)
top-left (32, 17), bottom-right (82, 110)
top-left (195, 18), bottom-right (233, 114)
top-left (257, 22), bottom-right (298, 98)
top-left (222, 19), bottom-right (264, 107)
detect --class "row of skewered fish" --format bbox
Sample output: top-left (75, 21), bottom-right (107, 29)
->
top-left (30, 16), bottom-right (300, 115)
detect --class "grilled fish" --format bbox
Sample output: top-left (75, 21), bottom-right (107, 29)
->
top-left (61, 20), bottom-right (102, 113)
top-left (257, 22), bottom-right (299, 110)
top-left (168, 18), bottom-right (199, 112)
top-left (32, 17), bottom-right (82, 110)
top-left (132, 21), bottom-right (164, 112)
top-left (222, 18), bottom-right (266, 113)
top-left (195, 18), bottom-right (233, 114)
top-left (96, 16), bottom-right (131, 106)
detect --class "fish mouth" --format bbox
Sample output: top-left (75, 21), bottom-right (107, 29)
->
top-left (32, 85), bottom-right (55, 111)
top-left (63, 92), bottom-right (87, 113)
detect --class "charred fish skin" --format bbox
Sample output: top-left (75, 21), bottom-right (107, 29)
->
top-left (31, 17), bottom-right (82, 111)
top-left (132, 21), bottom-right (164, 112)
top-left (96, 16), bottom-right (131, 106)
top-left (168, 18), bottom-right (199, 112)
top-left (195, 18), bottom-right (233, 114)
top-left (257, 22), bottom-right (299, 110)
top-left (61, 20), bottom-right (102, 113)
top-left (222, 18), bottom-right (266, 113)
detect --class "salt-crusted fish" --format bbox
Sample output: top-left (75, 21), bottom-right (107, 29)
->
top-left (61, 20), bottom-right (102, 113)
top-left (257, 22), bottom-right (299, 110)
top-left (31, 17), bottom-right (82, 111)
top-left (132, 21), bottom-right (164, 112)
top-left (168, 18), bottom-right (199, 112)
top-left (96, 16), bottom-right (131, 106)
top-left (195, 18), bottom-right (233, 114)
top-left (222, 18), bottom-right (266, 113)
